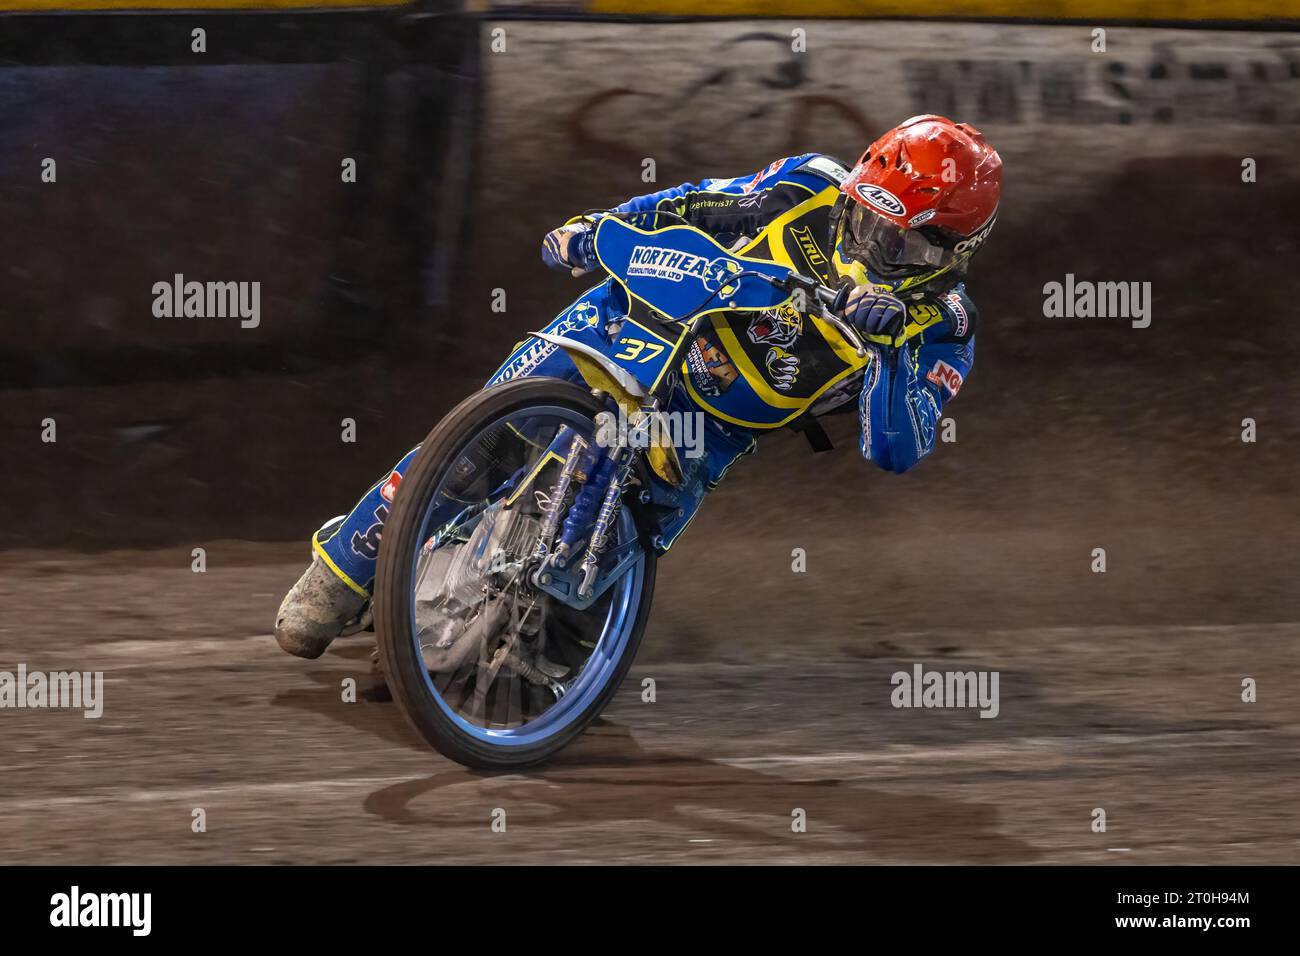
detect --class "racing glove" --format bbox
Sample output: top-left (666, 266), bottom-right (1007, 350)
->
top-left (841, 286), bottom-right (907, 338)
top-left (541, 223), bottom-right (598, 276)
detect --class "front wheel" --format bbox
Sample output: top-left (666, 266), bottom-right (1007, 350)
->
top-left (374, 377), bottom-right (656, 770)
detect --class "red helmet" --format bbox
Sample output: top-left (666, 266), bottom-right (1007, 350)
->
top-left (830, 115), bottom-right (1002, 294)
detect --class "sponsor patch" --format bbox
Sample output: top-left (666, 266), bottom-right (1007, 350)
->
top-left (493, 339), bottom-right (557, 383)
top-left (626, 246), bottom-right (741, 293)
top-left (790, 224), bottom-right (827, 270)
top-left (748, 302), bottom-right (803, 349)
top-left (350, 504), bottom-right (389, 561)
top-left (926, 359), bottom-right (964, 396)
top-left (765, 346), bottom-right (799, 391)
top-left (685, 335), bottom-right (738, 397)
top-left (908, 208), bottom-right (936, 227)
top-left (687, 196), bottom-right (739, 213)
top-left (943, 292), bottom-right (969, 336)
top-left (742, 159), bottom-right (785, 193)
top-left (854, 183), bottom-right (906, 217)
top-left (906, 302), bottom-right (943, 329)
top-left (553, 300), bottom-right (602, 336)
top-left (802, 155), bottom-right (850, 184)
top-left (954, 214), bottom-right (996, 254)
top-left (379, 470), bottom-right (402, 503)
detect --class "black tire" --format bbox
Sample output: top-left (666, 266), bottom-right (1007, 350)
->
top-left (373, 376), bottom-right (657, 770)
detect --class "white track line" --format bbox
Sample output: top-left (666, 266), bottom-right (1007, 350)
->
top-left (0, 775), bottom-right (419, 812)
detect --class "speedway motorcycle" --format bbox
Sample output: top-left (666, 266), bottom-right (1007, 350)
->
top-left (373, 211), bottom-right (862, 769)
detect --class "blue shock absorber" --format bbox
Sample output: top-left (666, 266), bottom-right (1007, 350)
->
top-left (554, 453), bottom-right (615, 567)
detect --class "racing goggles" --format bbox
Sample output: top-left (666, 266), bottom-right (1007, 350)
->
top-left (839, 202), bottom-right (952, 278)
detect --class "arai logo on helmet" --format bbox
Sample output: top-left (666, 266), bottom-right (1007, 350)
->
top-left (854, 183), bottom-right (906, 217)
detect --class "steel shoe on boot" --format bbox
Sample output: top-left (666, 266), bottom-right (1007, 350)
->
top-left (274, 556), bottom-right (368, 659)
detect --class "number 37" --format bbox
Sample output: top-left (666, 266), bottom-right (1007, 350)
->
top-left (614, 337), bottom-right (665, 363)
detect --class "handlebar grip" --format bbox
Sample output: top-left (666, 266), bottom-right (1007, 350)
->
top-left (813, 282), bottom-right (850, 314)
top-left (782, 274), bottom-right (850, 315)
top-left (829, 283), bottom-right (850, 314)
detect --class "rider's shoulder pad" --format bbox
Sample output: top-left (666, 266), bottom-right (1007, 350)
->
top-left (794, 154), bottom-right (853, 187)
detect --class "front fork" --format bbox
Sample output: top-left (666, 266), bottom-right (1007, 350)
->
top-left (575, 437), bottom-right (638, 599)
top-left (527, 407), bottom-right (651, 602)
top-left (531, 429), bottom-right (592, 568)
top-left (526, 314), bottom-right (705, 603)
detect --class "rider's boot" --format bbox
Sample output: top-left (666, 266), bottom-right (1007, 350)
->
top-left (274, 554), bottom-right (368, 659)
top-left (274, 453), bottom-right (417, 660)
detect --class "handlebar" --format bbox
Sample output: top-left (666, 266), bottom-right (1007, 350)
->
top-left (683, 266), bottom-right (868, 358)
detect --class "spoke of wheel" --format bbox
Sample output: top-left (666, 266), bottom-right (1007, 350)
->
top-left (489, 670), bottom-right (521, 729)
top-left (413, 412), bottom-right (630, 733)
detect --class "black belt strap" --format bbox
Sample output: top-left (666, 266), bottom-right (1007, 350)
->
top-left (788, 414), bottom-right (834, 453)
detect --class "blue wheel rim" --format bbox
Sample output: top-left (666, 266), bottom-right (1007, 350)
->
top-left (408, 404), bottom-right (645, 748)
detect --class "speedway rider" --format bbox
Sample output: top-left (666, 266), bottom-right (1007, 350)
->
top-left (274, 114), bottom-right (1003, 658)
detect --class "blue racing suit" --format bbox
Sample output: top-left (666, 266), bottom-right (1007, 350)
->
top-left (313, 153), bottom-right (977, 597)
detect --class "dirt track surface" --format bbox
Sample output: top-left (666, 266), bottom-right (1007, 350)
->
top-left (3, 19), bottom-right (1299, 865)
top-left (2, 546), bottom-right (1297, 865)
